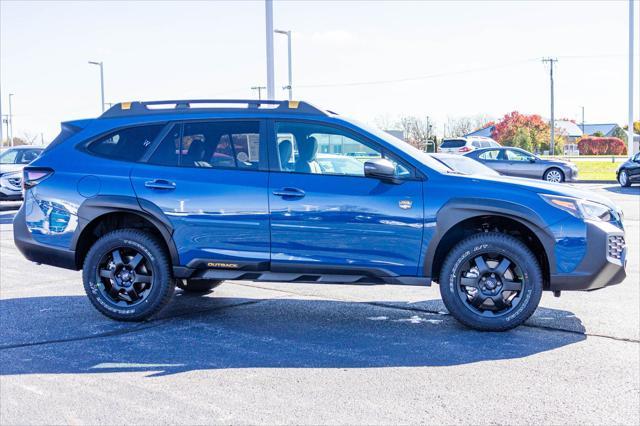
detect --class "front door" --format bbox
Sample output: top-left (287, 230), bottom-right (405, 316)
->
top-left (268, 120), bottom-right (424, 277)
top-left (130, 120), bottom-right (270, 269)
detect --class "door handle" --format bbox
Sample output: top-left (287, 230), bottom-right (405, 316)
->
top-left (144, 179), bottom-right (176, 190)
top-left (272, 187), bottom-right (305, 198)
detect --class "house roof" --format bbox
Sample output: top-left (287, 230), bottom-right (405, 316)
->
top-left (555, 120), bottom-right (583, 137)
top-left (464, 126), bottom-right (494, 138)
top-left (580, 123), bottom-right (619, 136)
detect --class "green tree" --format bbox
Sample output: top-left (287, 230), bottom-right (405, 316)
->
top-left (512, 128), bottom-right (533, 152)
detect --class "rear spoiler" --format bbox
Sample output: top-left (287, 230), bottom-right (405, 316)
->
top-left (43, 119), bottom-right (94, 152)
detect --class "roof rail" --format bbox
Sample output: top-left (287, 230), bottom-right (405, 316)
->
top-left (100, 99), bottom-right (328, 118)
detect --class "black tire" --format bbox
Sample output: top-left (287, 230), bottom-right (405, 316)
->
top-left (543, 167), bottom-right (565, 183)
top-left (82, 229), bottom-right (174, 321)
top-left (176, 279), bottom-right (223, 293)
top-left (439, 232), bottom-right (543, 331)
top-left (618, 169), bottom-right (631, 187)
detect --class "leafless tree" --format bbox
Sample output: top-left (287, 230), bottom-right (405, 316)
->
top-left (398, 116), bottom-right (434, 150)
top-left (445, 114), bottom-right (495, 138)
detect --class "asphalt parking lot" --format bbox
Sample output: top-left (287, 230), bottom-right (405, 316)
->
top-left (0, 184), bottom-right (638, 425)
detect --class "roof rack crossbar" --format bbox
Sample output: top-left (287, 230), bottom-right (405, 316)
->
top-left (100, 99), bottom-right (327, 118)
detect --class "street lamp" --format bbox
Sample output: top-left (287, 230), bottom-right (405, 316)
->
top-left (8, 93), bottom-right (14, 147)
top-left (88, 61), bottom-right (105, 112)
top-left (274, 29), bottom-right (293, 101)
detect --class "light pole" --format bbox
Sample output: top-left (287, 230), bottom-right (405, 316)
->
top-left (88, 61), bottom-right (105, 112)
top-left (8, 93), bottom-right (14, 147)
top-left (542, 57), bottom-right (558, 155)
top-left (581, 106), bottom-right (585, 134)
top-left (275, 29), bottom-right (293, 100)
top-left (264, 0), bottom-right (275, 100)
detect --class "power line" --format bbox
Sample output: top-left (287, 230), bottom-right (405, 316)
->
top-left (295, 58), bottom-right (540, 89)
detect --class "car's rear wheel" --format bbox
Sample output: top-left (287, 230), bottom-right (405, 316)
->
top-left (543, 167), bottom-right (564, 183)
top-left (439, 232), bottom-right (543, 331)
top-left (82, 229), bottom-right (174, 321)
top-left (618, 169), bottom-right (631, 187)
top-left (176, 279), bottom-right (223, 293)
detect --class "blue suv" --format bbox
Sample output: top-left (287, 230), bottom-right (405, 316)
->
top-left (14, 100), bottom-right (627, 331)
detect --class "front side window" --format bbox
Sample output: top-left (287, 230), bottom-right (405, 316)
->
top-left (88, 124), bottom-right (165, 162)
top-left (275, 121), bottom-right (412, 178)
top-left (479, 150), bottom-right (500, 160)
top-left (504, 149), bottom-right (534, 162)
top-left (148, 121), bottom-right (261, 169)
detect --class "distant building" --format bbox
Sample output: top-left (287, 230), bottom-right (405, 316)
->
top-left (580, 123), bottom-right (621, 137)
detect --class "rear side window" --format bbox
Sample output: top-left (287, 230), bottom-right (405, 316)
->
top-left (148, 121), bottom-right (262, 169)
top-left (88, 124), bottom-right (165, 162)
top-left (441, 139), bottom-right (466, 148)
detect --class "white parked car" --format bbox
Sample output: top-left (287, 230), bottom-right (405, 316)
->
top-left (0, 146), bottom-right (43, 201)
top-left (439, 136), bottom-right (500, 154)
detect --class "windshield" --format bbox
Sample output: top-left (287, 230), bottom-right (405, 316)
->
top-left (431, 155), bottom-right (499, 176)
top-left (0, 149), bottom-right (18, 164)
top-left (342, 118), bottom-right (450, 173)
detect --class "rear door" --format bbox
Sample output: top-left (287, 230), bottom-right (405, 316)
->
top-left (130, 120), bottom-right (270, 269)
top-left (267, 120), bottom-right (424, 277)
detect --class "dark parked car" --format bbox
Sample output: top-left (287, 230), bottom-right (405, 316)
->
top-left (617, 152), bottom-right (640, 187)
top-left (465, 147), bottom-right (578, 183)
top-left (14, 99), bottom-right (626, 331)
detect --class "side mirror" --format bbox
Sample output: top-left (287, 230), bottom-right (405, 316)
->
top-left (528, 157), bottom-right (536, 163)
top-left (364, 158), bottom-right (399, 183)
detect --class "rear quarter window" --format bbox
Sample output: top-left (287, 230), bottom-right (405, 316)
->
top-left (87, 124), bottom-right (165, 162)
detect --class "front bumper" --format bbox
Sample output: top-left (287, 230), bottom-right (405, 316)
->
top-left (549, 220), bottom-right (626, 291)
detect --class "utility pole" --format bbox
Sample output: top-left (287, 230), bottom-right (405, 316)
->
top-left (542, 58), bottom-right (558, 155)
top-left (581, 106), bottom-right (585, 134)
top-left (88, 61), bottom-right (105, 112)
top-left (265, 0), bottom-right (275, 100)
top-left (8, 93), bottom-right (14, 147)
top-left (627, 0), bottom-right (635, 154)
top-left (251, 86), bottom-right (266, 100)
top-left (1, 116), bottom-right (8, 146)
top-left (275, 29), bottom-right (293, 100)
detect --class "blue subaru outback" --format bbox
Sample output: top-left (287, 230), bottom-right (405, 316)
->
top-left (14, 100), bottom-right (627, 331)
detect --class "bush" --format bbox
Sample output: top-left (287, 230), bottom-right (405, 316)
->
top-left (577, 137), bottom-right (627, 155)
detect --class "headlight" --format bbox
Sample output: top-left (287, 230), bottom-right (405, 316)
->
top-left (540, 194), bottom-right (613, 222)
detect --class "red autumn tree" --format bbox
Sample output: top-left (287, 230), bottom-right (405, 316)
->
top-left (491, 111), bottom-right (552, 153)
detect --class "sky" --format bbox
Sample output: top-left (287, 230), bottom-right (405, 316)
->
top-left (0, 0), bottom-right (638, 143)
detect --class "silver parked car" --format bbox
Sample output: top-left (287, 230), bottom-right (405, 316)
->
top-left (0, 146), bottom-right (43, 200)
top-left (464, 147), bottom-right (578, 183)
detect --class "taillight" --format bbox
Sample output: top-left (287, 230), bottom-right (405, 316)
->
top-left (23, 167), bottom-right (54, 190)
top-left (458, 146), bottom-right (472, 153)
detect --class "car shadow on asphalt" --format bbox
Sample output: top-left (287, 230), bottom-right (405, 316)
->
top-left (603, 185), bottom-right (640, 195)
top-left (0, 292), bottom-right (586, 377)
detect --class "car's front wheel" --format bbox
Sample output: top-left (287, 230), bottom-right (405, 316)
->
top-left (82, 229), bottom-right (174, 321)
top-left (618, 169), bottom-right (631, 187)
top-left (439, 232), bottom-right (543, 331)
top-left (543, 167), bottom-right (564, 183)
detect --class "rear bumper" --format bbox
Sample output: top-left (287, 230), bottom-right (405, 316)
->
top-left (549, 220), bottom-right (626, 291)
top-left (13, 204), bottom-right (77, 270)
